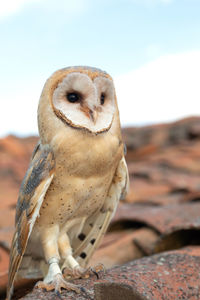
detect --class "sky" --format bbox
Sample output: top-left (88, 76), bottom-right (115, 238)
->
top-left (0, 0), bottom-right (200, 137)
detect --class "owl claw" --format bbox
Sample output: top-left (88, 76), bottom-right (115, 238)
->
top-left (63, 263), bottom-right (105, 279)
top-left (91, 269), bottom-right (99, 279)
top-left (55, 289), bottom-right (62, 299)
top-left (36, 273), bottom-right (81, 294)
top-left (90, 263), bottom-right (105, 279)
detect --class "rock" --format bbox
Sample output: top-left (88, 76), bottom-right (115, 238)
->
top-left (1, 117), bottom-right (200, 299)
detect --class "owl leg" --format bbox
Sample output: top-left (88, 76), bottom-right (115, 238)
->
top-left (58, 233), bottom-right (103, 279)
top-left (58, 232), bottom-right (81, 275)
top-left (36, 227), bottom-right (82, 295)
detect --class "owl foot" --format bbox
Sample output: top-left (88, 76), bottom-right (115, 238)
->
top-left (63, 263), bottom-right (105, 279)
top-left (36, 273), bottom-right (83, 296)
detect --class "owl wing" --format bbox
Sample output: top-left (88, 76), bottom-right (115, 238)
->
top-left (72, 156), bottom-right (129, 267)
top-left (7, 143), bottom-right (55, 300)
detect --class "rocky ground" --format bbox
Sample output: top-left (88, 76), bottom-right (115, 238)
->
top-left (1, 117), bottom-right (200, 299)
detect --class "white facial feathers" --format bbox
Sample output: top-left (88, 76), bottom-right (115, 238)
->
top-left (94, 76), bottom-right (115, 120)
top-left (53, 73), bottom-right (97, 110)
top-left (52, 72), bottom-right (116, 134)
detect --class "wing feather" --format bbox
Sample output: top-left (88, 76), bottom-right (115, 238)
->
top-left (72, 156), bottom-right (129, 267)
top-left (7, 143), bottom-right (55, 300)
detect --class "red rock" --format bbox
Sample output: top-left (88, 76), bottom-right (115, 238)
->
top-left (13, 246), bottom-right (200, 300)
top-left (0, 247), bottom-right (9, 293)
top-left (90, 228), bottom-right (159, 268)
top-left (2, 117), bottom-right (200, 298)
top-left (127, 178), bottom-right (171, 203)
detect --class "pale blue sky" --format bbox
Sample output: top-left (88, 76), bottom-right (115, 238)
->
top-left (1, 0), bottom-right (200, 136)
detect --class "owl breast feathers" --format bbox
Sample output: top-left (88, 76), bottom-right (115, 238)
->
top-left (7, 66), bottom-right (129, 300)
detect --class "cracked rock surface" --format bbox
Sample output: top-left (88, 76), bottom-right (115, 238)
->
top-left (1, 117), bottom-right (200, 299)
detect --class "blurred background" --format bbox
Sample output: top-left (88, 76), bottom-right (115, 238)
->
top-left (1, 0), bottom-right (200, 137)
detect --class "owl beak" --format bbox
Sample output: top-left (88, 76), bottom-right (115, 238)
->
top-left (89, 109), bottom-right (98, 124)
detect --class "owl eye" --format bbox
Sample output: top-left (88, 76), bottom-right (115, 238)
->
top-left (100, 93), bottom-right (105, 105)
top-left (66, 92), bottom-right (80, 103)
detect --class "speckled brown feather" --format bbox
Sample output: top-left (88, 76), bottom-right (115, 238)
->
top-left (7, 143), bottom-right (55, 300)
top-left (72, 156), bottom-right (129, 267)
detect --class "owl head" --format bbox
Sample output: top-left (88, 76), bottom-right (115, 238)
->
top-left (38, 66), bottom-right (118, 139)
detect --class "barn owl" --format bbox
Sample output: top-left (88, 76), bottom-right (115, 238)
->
top-left (7, 66), bottom-right (129, 299)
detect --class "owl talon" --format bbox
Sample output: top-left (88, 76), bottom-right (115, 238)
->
top-left (55, 289), bottom-right (62, 299)
top-left (91, 269), bottom-right (99, 279)
top-left (89, 263), bottom-right (105, 279)
top-left (36, 273), bottom-right (81, 294)
top-left (63, 263), bottom-right (105, 280)
top-left (94, 263), bottom-right (106, 274)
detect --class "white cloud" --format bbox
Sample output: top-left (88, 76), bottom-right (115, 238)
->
top-left (0, 0), bottom-right (172, 19)
top-left (0, 0), bottom-right (90, 19)
top-left (39, 0), bottom-right (90, 15)
top-left (0, 0), bottom-right (40, 19)
top-left (115, 51), bottom-right (200, 127)
top-left (0, 79), bottom-right (41, 137)
top-left (1, 51), bottom-right (200, 137)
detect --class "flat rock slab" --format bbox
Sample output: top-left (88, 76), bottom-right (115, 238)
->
top-left (113, 202), bottom-right (200, 235)
top-left (9, 246), bottom-right (200, 300)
